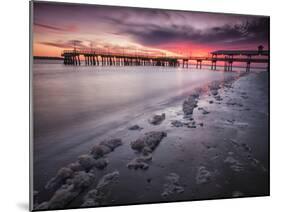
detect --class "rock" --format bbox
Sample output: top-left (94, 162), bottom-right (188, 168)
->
top-left (78, 154), bottom-right (95, 171)
top-left (40, 138), bottom-right (122, 209)
top-left (249, 157), bottom-right (267, 172)
top-left (127, 160), bottom-right (149, 170)
top-left (229, 139), bottom-right (240, 148)
top-left (93, 158), bottom-right (108, 170)
top-left (202, 142), bottom-right (216, 150)
top-left (128, 131), bottom-right (167, 170)
top-left (241, 143), bottom-right (251, 152)
top-left (201, 108), bottom-right (210, 115)
top-left (161, 173), bottom-right (184, 198)
top-left (45, 184), bottom-right (79, 209)
top-left (149, 113), bottom-right (165, 125)
top-left (45, 167), bottom-right (74, 190)
top-left (226, 100), bottom-right (243, 107)
top-left (209, 100), bottom-right (214, 104)
top-left (227, 119), bottom-right (235, 124)
top-left (67, 162), bottom-right (83, 172)
top-left (224, 154), bottom-right (243, 172)
top-left (209, 82), bottom-right (220, 90)
top-left (211, 90), bottom-right (218, 96)
top-left (131, 131), bottom-right (167, 152)
top-left (130, 139), bottom-right (145, 152)
top-left (128, 125), bottom-right (143, 130)
top-left (67, 171), bottom-right (95, 190)
top-left (127, 154), bottom-right (152, 170)
top-left (230, 139), bottom-right (251, 153)
top-left (142, 146), bottom-right (152, 155)
top-left (91, 139), bottom-right (122, 159)
top-left (100, 138), bottom-right (122, 151)
top-left (191, 92), bottom-right (200, 98)
top-left (96, 171), bottom-right (120, 191)
top-left (196, 166), bottom-right (211, 184)
top-left (91, 144), bottom-right (111, 159)
top-left (82, 171), bottom-right (119, 207)
top-left (82, 189), bottom-right (98, 207)
top-left (199, 123), bottom-right (204, 127)
top-left (42, 171), bottom-right (95, 210)
top-left (183, 96), bottom-right (198, 116)
top-left (171, 120), bottom-right (185, 127)
top-left (214, 95), bottom-right (223, 101)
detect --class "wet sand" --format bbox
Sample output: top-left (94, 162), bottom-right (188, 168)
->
top-left (34, 71), bottom-right (269, 210)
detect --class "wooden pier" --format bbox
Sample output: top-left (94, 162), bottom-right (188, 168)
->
top-left (61, 46), bottom-right (269, 72)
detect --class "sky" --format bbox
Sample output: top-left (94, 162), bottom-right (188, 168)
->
top-left (33, 1), bottom-right (269, 57)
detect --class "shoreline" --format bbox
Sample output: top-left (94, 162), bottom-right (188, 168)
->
top-left (34, 71), bottom-right (269, 210)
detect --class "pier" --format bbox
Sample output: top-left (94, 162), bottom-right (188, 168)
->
top-left (61, 46), bottom-right (269, 72)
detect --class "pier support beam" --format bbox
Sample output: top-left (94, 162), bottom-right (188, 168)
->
top-left (246, 55), bottom-right (251, 72)
top-left (246, 61), bottom-right (251, 72)
top-left (211, 61), bottom-right (216, 70)
top-left (228, 61), bottom-right (233, 71)
top-left (196, 60), bottom-right (202, 69)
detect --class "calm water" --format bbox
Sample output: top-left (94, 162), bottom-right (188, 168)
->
top-left (33, 62), bottom-right (241, 138)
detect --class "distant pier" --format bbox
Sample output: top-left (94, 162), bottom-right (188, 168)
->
top-left (61, 46), bottom-right (269, 72)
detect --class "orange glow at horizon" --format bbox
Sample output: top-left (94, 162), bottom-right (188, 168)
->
top-left (33, 41), bottom-right (217, 58)
top-left (33, 44), bottom-right (63, 57)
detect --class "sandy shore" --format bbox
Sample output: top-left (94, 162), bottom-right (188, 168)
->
top-left (34, 71), bottom-right (269, 210)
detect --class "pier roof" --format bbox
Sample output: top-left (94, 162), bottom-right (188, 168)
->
top-left (210, 50), bottom-right (269, 56)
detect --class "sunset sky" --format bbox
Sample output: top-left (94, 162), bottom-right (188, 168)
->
top-left (33, 2), bottom-right (269, 57)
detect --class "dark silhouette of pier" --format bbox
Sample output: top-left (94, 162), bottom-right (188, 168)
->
top-left (61, 45), bottom-right (269, 72)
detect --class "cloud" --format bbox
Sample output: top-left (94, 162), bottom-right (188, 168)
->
top-left (40, 40), bottom-right (88, 49)
top-left (112, 17), bottom-right (269, 47)
top-left (34, 22), bottom-right (77, 32)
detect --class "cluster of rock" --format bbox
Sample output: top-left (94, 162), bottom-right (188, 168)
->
top-left (161, 173), bottom-right (184, 198)
top-left (36, 171), bottom-right (95, 210)
top-left (226, 99), bottom-right (243, 107)
top-left (229, 139), bottom-right (267, 172)
top-left (128, 125), bottom-right (143, 131)
top-left (171, 118), bottom-right (203, 128)
top-left (148, 113), bottom-right (166, 125)
top-left (182, 93), bottom-right (199, 116)
top-left (127, 131), bottom-right (167, 170)
top-left (196, 166), bottom-right (212, 184)
top-left (82, 171), bottom-right (120, 207)
top-left (35, 139), bottom-right (123, 210)
top-left (198, 107), bottom-right (210, 115)
top-left (91, 138), bottom-right (122, 159)
top-left (209, 82), bottom-right (223, 102)
top-left (224, 152), bottom-right (244, 172)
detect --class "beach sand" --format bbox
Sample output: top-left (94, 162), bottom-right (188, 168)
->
top-left (34, 71), bottom-right (269, 210)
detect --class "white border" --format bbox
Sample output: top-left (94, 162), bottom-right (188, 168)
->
top-left (1, 0), bottom-right (280, 212)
